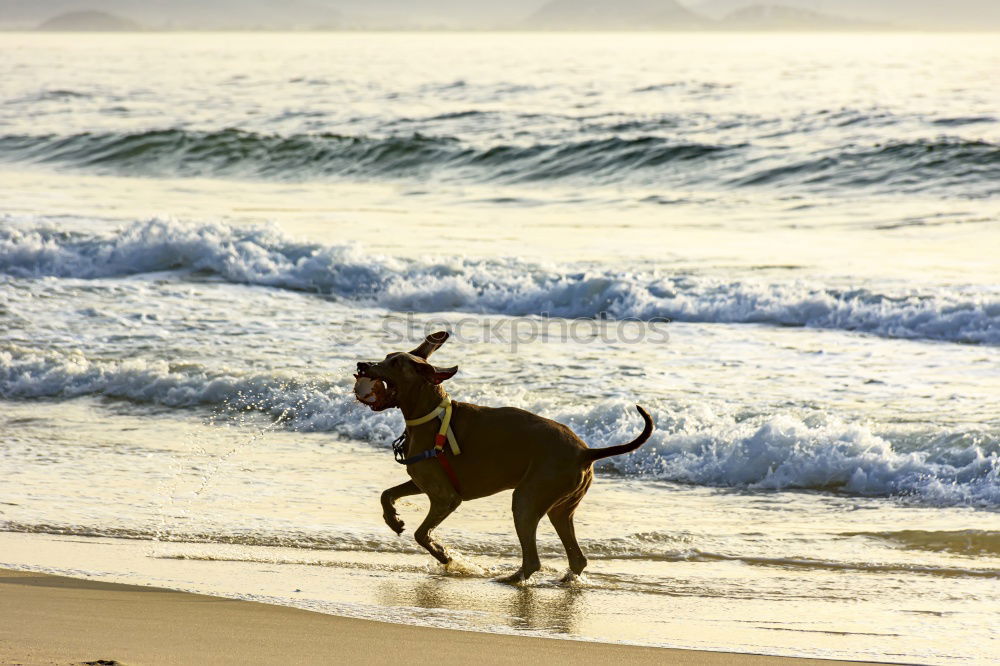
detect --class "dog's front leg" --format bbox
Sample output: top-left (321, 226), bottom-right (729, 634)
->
top-left (414, 494), bottom-right (462, 565)
top-left (380, 480), bottom-right (422, 535)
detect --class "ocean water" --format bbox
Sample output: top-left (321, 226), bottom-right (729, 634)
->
top-left (1, 32), bottom-right (998, 664)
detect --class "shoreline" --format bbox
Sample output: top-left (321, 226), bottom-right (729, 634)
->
top-left (0, 567), bottom-right (884, 666)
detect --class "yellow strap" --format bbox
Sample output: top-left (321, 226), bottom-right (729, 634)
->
top-left (404, 396), bottom-right (461, 456)
top-left (438, 400), bottom-right (460, 455)
top-left (404, 400), bottom-right (446, 426)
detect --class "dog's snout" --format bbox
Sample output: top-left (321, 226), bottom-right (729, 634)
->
top-left (357, 361), bottom-right (380, 378)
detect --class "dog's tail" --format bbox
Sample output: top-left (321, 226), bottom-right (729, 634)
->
top-left (583, 405), bottom-right (654, 462)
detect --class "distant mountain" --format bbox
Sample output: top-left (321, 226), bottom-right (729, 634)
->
top-left (0, 0), bottom-right (341, 29)
top-left (523, 0), bottom-right (707, 29)
top-left (720, 4), bottom-right (874, 30)
top-left (37, 9), bottom-right (140, 30)
top-left (692, 0), bottom-right (1000, 29)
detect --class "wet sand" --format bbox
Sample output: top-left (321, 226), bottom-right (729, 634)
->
top-left (0, 568), bottom-right (882, 666)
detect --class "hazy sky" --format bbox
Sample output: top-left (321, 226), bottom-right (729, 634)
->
top-left (4, 0), bottom-right (1000, 29)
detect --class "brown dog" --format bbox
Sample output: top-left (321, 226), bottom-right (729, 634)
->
top-left (356, 331), bottom-right (653, 583)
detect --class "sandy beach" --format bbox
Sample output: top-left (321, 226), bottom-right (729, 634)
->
top-left (0, 567), bottom-right (884, 666)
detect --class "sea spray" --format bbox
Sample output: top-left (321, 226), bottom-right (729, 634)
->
top-left (148, 392), bottom-right (292, 556)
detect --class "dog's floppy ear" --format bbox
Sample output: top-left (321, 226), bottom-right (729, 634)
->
top-left (416, 362), bottom-right (458, 385)
top-left (409, 331), bottom-right (449, 359)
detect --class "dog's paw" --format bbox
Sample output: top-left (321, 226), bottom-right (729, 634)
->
top-left (383, 513), bottom-right (405, 535)
top-left (495, 570), bottom-right (527, 585)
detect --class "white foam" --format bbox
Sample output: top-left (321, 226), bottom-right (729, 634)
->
top-left (0, 347), bottom-right (401, 444)
top-left (593, 410), bottom-right (1000, 507)
top-left (2, 217), bottom-right (997, 344)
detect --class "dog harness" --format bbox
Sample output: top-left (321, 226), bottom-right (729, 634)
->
top-left (393, 395), bottom-right (462, 493)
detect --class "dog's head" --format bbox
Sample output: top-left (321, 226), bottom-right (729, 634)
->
top-left (354, 331), bottom-right (458, 412)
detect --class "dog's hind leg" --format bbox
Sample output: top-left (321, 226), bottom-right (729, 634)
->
top-left (548, 472), bottom-right (593, 578)
top-left (414, 494), bottom-right (462, 565)
top-left (381, 480), bottom-right (422, 535)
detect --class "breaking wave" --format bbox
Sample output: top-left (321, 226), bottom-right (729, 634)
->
top-left (1, 348), bottom-right (997, 508)
top-left (733, 138), bottom-right (1000, 195)
top-left (0, 129), bottom-right (997, 194)
top-left (0, 129), bottom-right (731, 184)
top-left (2, 218), bottom-right (997, 344)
